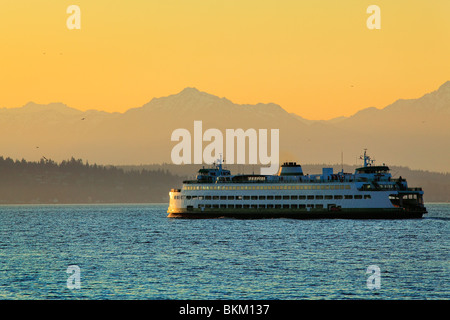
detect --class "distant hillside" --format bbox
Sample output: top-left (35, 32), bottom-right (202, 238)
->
top-left (0, 156), bottom-right (448, 204)
top-left (0, 156), bottom-right (182, 204)
top-left (119, 163), bottom-right (450, 203)
top-left (0, 82), bottom-right (449, 172)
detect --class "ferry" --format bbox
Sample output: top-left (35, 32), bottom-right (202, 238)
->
top-left (167, 151), bottom-right (427, 219)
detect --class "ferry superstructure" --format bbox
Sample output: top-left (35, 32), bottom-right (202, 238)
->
top-left (167, 151), bottom-right (426, 219)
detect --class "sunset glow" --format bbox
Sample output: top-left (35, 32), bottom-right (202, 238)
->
top-left (0, 0), bottom-right (449, 119)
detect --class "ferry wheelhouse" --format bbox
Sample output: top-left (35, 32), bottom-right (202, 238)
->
top-left (167, 151), bottom-right (426, 219)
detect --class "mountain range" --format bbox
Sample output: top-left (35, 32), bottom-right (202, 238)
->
top-left (1, 81), bottom-right (449, 173)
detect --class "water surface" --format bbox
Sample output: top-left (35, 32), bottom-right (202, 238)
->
top-left (0, 203), bottom-right (448, 299)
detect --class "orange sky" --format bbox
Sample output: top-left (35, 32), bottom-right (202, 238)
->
top-left (0, 0), bottom-right (449, 120)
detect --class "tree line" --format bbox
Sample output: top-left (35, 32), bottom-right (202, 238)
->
top-left (0, 156), bottom-right (184, 204)
top-left (0, 156), bottom-right (448, 204)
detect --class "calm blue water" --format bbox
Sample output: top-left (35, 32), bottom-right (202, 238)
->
top-left (0, 203), bottom-right (448, 300)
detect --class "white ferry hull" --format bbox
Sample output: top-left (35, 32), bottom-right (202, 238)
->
top-left (167, 153), bottom-right (427, 220)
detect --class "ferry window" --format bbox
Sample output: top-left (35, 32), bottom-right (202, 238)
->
top-left (307, 195), bottom-right (314, 200)
top-left (299, 195), bottom-right (306, 200)
top-left (334, 195), bottom-right (343, 199)
top-left (213, 204), bottom-right (219, 208)
top-left (299, 204), bottom-right (306, 209)
top-left (237, 196), bottom-right (242, 200)
top-left (321, 186), bottom-right (325, 190)
top-left (354, 195), bottom-right (362, 199)
top-left (325, 195), bottom-right (333, 200)
top-left (258, 204), bottom-right (266, 209)
top-left (291, 195), bottom-right (298, 200)
top-left (316, 204), bottom-right (324, 209)
top-left (198, 196), bottom-right (204, 200)
top-left (345, 185), bottom-right (351, 189)
top-left (307, 204), bottom-right (314, 208)
top-left (244, 196), bottom-right (250, 200)
top-left (267, 195), bottom-right (274, 200)
top-left (220, 204), bottom-right (226, 208)
top-left (288, 186), bottom-right (292, 190)
top-left (205, 204), bottom-right (211, 208)
top-left (251, 196), bottom-right (257, 200)
top-left (252, 186), bottom-right (256, 190)
top-left (299, 186), bottom-right (304, 190)
top-left (243, 205), bottom-right (250, 209)
top-left (275, 204), bottom-right (281, 208)
top-left (205, 196), bottom-right (211, 200)
top-left (186, 196), bottom-right (191, 200)
top-left (283, 186), bottom-right (288, 190)
top-left (296, 186), bottom-right (300, 190)
top-left (325, 185), bottom-right (330, 189)
top-left (259, 196), bottom-right (266, 200)
top-left (283, 204), bottom-right (289, 209)
top-left (251, 205), bottom-right (257, 209)
top-left (267, 204), bottom-right (274, 208)
top-left (340, 185), bottom-right (345, 189)
top-left (345, 195), bottom-right (353, 199)
top-left (228, 204), bottom-right (234, 208)
top-left (213, 196), bottom-right (219, 200)
top-left (227, 196), bottom-right (235, 200)
top-left (220, 196), bottom-right (227, 200)
top-left (236, 204), bottom-right (242, 208)
top-left (364, 195), bottom-right (371, 199)
top-left (316, 195), bottom-right (323, 200)
top-left (283, 195), bottom-right (289, 200)
top-left (275, 196), bottom-right (282, 200)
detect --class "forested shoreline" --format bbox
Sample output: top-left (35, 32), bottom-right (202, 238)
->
top-left (0, 156), bottom-right (448, 204)
top-left (0, 156), bottom-right (182, 204)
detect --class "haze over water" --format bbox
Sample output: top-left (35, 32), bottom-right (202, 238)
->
top-left (0, 203), bottom-right (448, 299)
